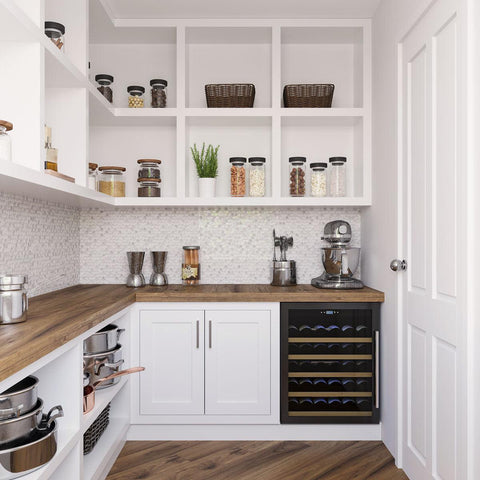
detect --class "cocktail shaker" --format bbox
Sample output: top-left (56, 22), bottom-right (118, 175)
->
top-left (126, 252), bottom-right (145, 288)
top-left (150, 251), bottom-right (168, 286)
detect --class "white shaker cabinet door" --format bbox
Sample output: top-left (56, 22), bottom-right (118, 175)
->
top-left (139, 310), bottom-right (205, 415)
top-left (205, 310), bottom-right (271, 415)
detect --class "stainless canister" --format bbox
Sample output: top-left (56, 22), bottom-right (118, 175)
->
top-left (0, 276), bottom-right (28, 325)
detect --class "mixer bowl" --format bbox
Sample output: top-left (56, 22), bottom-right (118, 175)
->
top-left (322, 247), bottom-right (360, 279)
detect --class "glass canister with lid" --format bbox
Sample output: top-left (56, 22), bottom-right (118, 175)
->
top-left (44, 21), bottom-right (65, 51)
top-left (88, 163), bottom-right (98, 190)
top-left (127, 86), bottom-right (145, 108)
top-left (150, 79), bottom-right (168, 108)
top-left (137, 159), bottom-right (161, 180)
top-left (0, 120), bottom-right (13, 163)
top-left (138, 178), bottom-right (161, 197)
top-left (248, 157), bottom-right (266, 197)
top-left (98, 166), bottom-right (126, 197)
top-left (329, 156), bottom-right (347, 197)
top-left (289, 157), bottom-right (306, 197)
top-left (230, 157), bottom-right (247, 197)
top-left (95, 74), bottom-right (114, 103)
top-left (182, 246), bottom-right (200, 285)
top-left (310, 162), bottom-right (328, 197)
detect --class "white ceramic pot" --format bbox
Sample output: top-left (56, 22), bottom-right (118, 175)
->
top-left (198, 178), bottom-right (216, 198)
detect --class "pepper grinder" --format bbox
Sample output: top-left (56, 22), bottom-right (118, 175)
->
top-left (271, 230), bottom-right (297, 287)
top-left (126, 251), bottom-right (146, 288)
top-left (150, 251), bottom-right (168, 286)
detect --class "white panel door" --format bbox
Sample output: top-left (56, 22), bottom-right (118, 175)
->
top-left (400, 0), bottom-right (464, 478)
top-left (205, 310), bottom-right (271, 415)
top-left (139, 310), bottom-right (204, 415)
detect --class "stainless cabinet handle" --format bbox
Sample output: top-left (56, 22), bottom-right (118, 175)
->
top-left (375, 330), bottom-right (380, 409)
top-left (196, 320), bottom-right (199, 349)
top-left (209, 320), bottom-right (212, 349)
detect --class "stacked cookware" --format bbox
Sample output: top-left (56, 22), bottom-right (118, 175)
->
top-left (0, 376), bottom-right (63, 479)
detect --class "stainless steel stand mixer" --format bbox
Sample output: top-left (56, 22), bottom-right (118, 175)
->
top-left (271, 230), bottom-right (297, 287)
top-left (311, 220), bottom-right (364, 289)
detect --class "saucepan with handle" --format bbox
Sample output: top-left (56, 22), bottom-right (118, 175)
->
top-left (83, 367), bottom-right (145, 414)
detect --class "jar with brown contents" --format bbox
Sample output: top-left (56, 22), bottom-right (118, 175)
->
top-left (230, 157), bottom-right (247, 197)
top-left (45, 21), bottom-right (65, 51)
top-left (95, 74), bottom-right (114, 103)
top-left (138, 178), bottom-right (161, 197)
top-left (289, 157), bottom-right (306, 197)
top-left (150, 79), bottom-right (168, 108)
top-left (98, 166), bottom-right (126, 197)
top-left (182, 246), bottom-right (200, 285)
top-left (137, 159), bottom-right (161, 179)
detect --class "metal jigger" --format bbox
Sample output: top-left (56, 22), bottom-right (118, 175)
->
top-left (150, 251), bottom-right (168, 286)
top-left (126, 252), bottom-right (146, 288)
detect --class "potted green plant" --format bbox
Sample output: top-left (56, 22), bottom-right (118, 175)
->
top-left (191, 142), bottom-right (219, 198)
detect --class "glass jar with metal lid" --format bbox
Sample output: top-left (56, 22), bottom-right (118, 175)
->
top-left (230, 157), bottom-right (247, 197)
top-left (138, 178), bottom-right (161, 197)
top-left (0, 275), bottom-right (28, 325)
top-left (95, 74), bottom-right (114, 103)
top-left (248, 157), bottom-right (266, 197)
top-left (0, 120), bottom-right (13, 163)
top-left (329, 156), bottom-right (347, 197)
top-left (44, 21), bottom-right (65, 51)
top-left (310, 162), bottom-right (328, 197)
top-left (98, 166), bottom-right (126, 197)
top-left (88, 163), bottom-right (98, 191)
top-left (289, 157), bottom-right (306, 197)
top-left (137, 159), bottom-right (161, 180)
top-left (127, 86), bottom-right (145, 108)
top-left (150, 79), bottom-right (168, 108)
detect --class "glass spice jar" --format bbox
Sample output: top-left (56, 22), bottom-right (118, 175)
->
top-left (230, 157), bottom-right (247, 197)
top-left (137, 159), bottom-right (161, 179)
top-left (95, 74), bottom-right (114, 103)
top-left (248, 157), bottom-right (266, 197)
top-left (0, 120), bottom-right (13, 163)
top-left (138, 178), bottom-right (161, 197)
top-left (150, 79), bottom-right (168, 108)
top-left (88, 163), bottom-right (98, 190)
top-left (289, 157), bottom-right (306, 197)
top-left (127, 86), bottom-right (145, 108)
top-left (98, 166), bottom-right (126, 197)
top-left (182, 246), bottom-right (200, 285)
top-left (44, 21), bottom-right (65, 51)
top-left (310, 162), bottom-right (328, 197)
top-left (329, 157), bottom-right (347, 197)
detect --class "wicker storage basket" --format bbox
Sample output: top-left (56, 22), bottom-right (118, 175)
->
top-left (283, 84), bottom-right (335, 108)
top-left (205, 84), bottom-right (255, 108)
top-left (83, 404), bottom-right (110, 455)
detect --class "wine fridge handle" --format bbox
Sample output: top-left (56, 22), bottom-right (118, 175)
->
top-left (375, 330), bottom-right (380, 409)
top-left (196, 320), bottom-right (200, 349)
top-left (209, 320), bottom-right (212, 349)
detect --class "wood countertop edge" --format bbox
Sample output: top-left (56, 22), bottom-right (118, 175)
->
top-left (0, 284), bottom-right (384, 383)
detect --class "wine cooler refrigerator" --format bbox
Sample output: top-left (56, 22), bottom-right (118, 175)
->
top-left (280, 303), bottom-right (380, 424)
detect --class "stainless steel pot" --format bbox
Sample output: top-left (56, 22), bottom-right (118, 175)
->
top-left (0, 420), bottom-right (58, 479)
top-left (0, 400), bottom-right (63, 445)
top-left (83, 324), bottom-right (125, 354)
top-left (0, 377), bottom-right (38, 420)
top-left (83, 344), bottom-right (124, 389)
top-left (0, 276), bottom-right (28, 325)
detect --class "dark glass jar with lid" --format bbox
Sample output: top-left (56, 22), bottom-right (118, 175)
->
top-left (138, 178), bottom-right (161, 197)
top-left (150, 79), bottom-right (168, 108)
top-left (95, 74), bottom-right (114, 103)
top-left (137, 159), bottom-right (161, 179)
top-left (45, 21), bottom-right (65, 51)
top-left (289, 157), bottom-right (306, 197)
top-left (127, 86), bottom-right (145, 108)
top-left (230, 157), bottom-right (247, 197)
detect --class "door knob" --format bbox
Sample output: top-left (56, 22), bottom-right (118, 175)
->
top-left (390, 259), bottom-right (407, 272)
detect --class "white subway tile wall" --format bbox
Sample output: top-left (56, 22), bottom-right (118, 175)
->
top-left (80, 207), bottom-right (361, 285)
top-left (0, 192), bottom-right (80, 297)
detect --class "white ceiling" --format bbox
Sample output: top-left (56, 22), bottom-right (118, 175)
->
top-left (99, 0), bottom-right (382, 20)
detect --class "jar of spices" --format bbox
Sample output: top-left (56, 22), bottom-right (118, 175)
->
top-left (98, 166), bottom-right (126, 197)
top-left (230, 157), bottom-right (246, 197)
top-left (44, 21), bottom-right (65, 51)
top-left (289, 157), bottom-right (306, 197)
top-left (0, 120), bottom-right (13, 163)
top-left (248, 157), bottom-right (266, 197)
top-left (138, 178), bottom-right (161, 197)
top-left (150, 79), bottom-right (168, 108)
top-left (88, 163), bottom-right (98, 191)
top-left (127, 86), bottom-right (145, 108)
top-left (329, 157), bottom-right (347, 197)
top-left (137, 159), bottom-right (161, 179)
top-left (310, 162), bottom-right (328, 197)
top-left (182, 246), bottom-right (200, 285)
top-left (95, 74), bottom-right (114, 103)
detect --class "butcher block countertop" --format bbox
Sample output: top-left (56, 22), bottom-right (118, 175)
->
top-left (0, 284), bottom-right (384, 382)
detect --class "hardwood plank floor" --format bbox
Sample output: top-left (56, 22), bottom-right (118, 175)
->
top-left (106, 441), bottom-right (409, 480)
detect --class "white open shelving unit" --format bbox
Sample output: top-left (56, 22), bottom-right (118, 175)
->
top-left (0, 0), bottom-right (371, 208)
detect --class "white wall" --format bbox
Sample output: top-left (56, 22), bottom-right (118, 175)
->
top-left (363, 0), bottom-right (436, 463)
